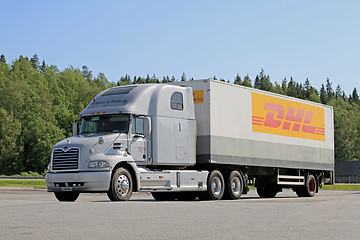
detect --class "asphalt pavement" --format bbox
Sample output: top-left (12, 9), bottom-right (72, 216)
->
top-left (1, 188), bottom-right (360, 240)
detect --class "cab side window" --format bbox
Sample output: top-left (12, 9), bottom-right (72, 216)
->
top-left (171, 92), bottom-right (183, 111)
top-left (131, 117), bottom-right (144, 135)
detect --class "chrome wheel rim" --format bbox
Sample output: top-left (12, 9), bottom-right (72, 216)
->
top-left (211, 177), bottom-right (222, 195)
top-left (232, 177), bottom-right (241, 194)
top-left (116, 175), bottom-right (129, 196)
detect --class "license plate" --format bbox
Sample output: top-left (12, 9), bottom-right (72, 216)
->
top-left (60, 187), bottom-right (73, 192)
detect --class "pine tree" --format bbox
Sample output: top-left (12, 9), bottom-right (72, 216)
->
top-left (161, 76), bottom-right (169, 83)
top-left (325, 78), bottom-right (334, 102)
top-left (242, 74), bottom-right (252, 87)
top-left (82, 65), bottom-right (93, 81)
top-left (30, 54), bottom-right (40, 70)
top-left (40, 60), bottom-right (46, 72)
top-left (0, 54), bottom-right (6, 64)
top-left (281, 78), bottom-right (288, 93)
top-left (304, 78), bottom-right (311, 99)
top-left (335, 84), bottom-right (342, 100)
top-left (234, 74), bottom-right (242, 85)
top-left (181, 72), bottom-right (187, 82)
top-left (320, 84), bottom-right (326, 104)
top-left (287, 77), bottom-right (298, 97)
top-left (254, 75), bottom-right (261, 89)
top-left (350, 88), bottom-right (360, 105)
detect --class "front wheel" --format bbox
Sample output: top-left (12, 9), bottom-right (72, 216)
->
top-left (54, 192), bottom-right (80, 202)
top-left (107, 167), bottom-right (133, 201)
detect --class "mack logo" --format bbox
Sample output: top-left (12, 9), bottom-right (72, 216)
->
top-left (252, 92), bottom-right (325, 141)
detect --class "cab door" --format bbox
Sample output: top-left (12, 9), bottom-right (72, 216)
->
top-left (129, 117), bottom-right (148, 164)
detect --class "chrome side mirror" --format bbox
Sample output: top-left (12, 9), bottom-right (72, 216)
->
top-left (73, 122), bottom-right (78, 136)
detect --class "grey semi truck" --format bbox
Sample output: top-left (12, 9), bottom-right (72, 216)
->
top-left (46, 79), bottom-right (334, 201)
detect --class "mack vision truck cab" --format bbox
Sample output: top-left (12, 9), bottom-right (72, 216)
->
top-left (46, 80), bottom-right (334, 202)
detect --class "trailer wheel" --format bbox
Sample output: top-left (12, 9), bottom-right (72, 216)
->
top-left (54, 192), bottom-right (80, 202)
top-left (201, 170), bottom-right (224, 200)
top-left (107, 167), bottom-right (133, 201)
top-left (223, 171), bottom-right (243, 200)
top-left (151, 192), bottom-right (177, 201)
top-left (296, 174), bottom-right (317, 197)
top-left (256, 185), bottom-right (278, 198)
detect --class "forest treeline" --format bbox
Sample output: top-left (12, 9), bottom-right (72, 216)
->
top-left (0, 54), bottom-right (359, 175)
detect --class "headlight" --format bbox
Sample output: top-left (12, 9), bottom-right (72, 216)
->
top-left (88, 161), bottom-right (110, 168)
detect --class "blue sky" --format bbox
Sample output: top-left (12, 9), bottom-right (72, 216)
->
top-left (1, 0), bottom-right (359, 94)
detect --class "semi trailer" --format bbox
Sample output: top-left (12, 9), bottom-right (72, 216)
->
top-left (46, 79), bottom-right (334, 201)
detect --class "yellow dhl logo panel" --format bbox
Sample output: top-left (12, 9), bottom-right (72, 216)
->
top-left (252, 92), bottom-right (325, 141)
top-left (193, 90), bottom-right (204, 104)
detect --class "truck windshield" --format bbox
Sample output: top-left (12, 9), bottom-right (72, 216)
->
top-left (80, 115), bottom-right (130, 134)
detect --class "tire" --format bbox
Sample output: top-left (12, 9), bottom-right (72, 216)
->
top-left (151, 192), bottom-right (177, 201)
top-left (54, 192), bottom-right (80, 202)
top-left (257, 186), bottom-right (278, 198)
top-left (107, 167), bottom-right (133, 201)
top-left (296, 174), bottom-right (317, 197)
top-left (201, 170), bottom-right (225, 200)
top-left (223, 171), bottom-right (243, 200)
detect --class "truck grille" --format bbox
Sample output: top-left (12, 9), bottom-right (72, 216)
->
top-left (52, 148), bottom-right (79, 171)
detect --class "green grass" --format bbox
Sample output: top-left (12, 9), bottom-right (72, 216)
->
top-left (321, 184), bottom-right (360, 191)
top-left (0, 179), bottom-right (46, 188)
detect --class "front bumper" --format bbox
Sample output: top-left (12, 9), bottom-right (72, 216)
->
top-left (46, 171), bottom-right (111, 193)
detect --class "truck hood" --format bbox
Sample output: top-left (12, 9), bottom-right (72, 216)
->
top-left (53, 133), bottom-right (124, 151)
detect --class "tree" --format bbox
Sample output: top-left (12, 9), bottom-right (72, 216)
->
top-left (335, 84), bottom-right (342, 99)
top-left (234, 74), bottom-right (242, 85)
top-left (320, 84), bottom-right (326, 104)
top-left (0, 108), bottom-right (22, 174)
top-left (82, 65), bottom-right (93, 81)
top-left (94, 72), bottom-right (112, 89)
top-left (349, 88), bottom-right (360, 105)
top-left (281, 78), bottom-right (288, 94)
top-left (162, 76), bottom-right (171, 83)
top-left (259, 69), bottom-right (272, 91)
top-left (325, 78), bottom-right (334, 102)
top-left (287, 77), bottom-right (298, 97)
top-left (272, 82), bottom-right (284, 95)
top-left (151, 74), bottom-right (160, 83)
top-left (242, 74), bottom-right (252, 87)
top-left (304, 78), bottom-right (311, 99)
top-left (30, 54), bottom-right (40, 70)
top-left (119, 74), bottom-right (131, 86)
top-left (40, 60), bottom-right (46, 72)
top-left (181, 72), bottom-right (187, 82)
top-left (254, 75), bottom-right (261, 89)
top-left (328, 99), bottom-right (360, 161)
top-left (0, 54), bottom-right (6, 64)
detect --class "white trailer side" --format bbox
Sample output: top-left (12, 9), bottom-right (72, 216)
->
top-left (176, 79), bottom-right (334, 172)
